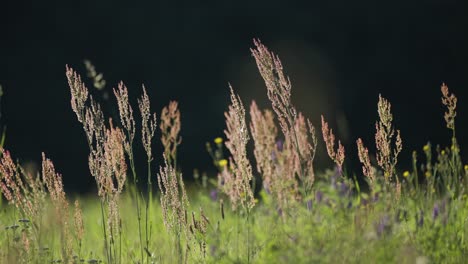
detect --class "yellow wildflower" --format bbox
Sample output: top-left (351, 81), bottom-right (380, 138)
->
top-left (425, 171), bottom-right (431, 178)
top-left (214, 137), bottom-right (223, 145)
top-left (464, 165), bottom-right (468, 171)
top-left (423, 144), bottom-right (430, 152)
top-left (218, 159), bottom-right (228, 167)
top-left (403, 171), bottom-right (410, 178)
top-left (441, 150), bottom-right (446, 156)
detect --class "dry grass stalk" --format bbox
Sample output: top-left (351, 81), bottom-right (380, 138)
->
top-left (138, 85), bottom-right (158, 262)
top-left (67, 67), bottom-right (127, 229)
top-left (19, 165), bottom-right (47, 219)
top-left (249, 101), bottom-right (277, 188)
top-left (157, 155), bottom-right (191, 263)
top-left (87, 120), bottom-right (127, 263)
top-left (251, 39), bottom-right (296, 140)
top-left (89, 121), bottom-right (127, 198)
top-left (66, 67), bottom-right (131, 263)
top-left (375, 95), bottom-right (402, 184)
top-left (217, 160), bottom-right (237, 208)
top-left (0, 149), bottom-right (25, 208)
top-left (160, 101), bottom-right (181, 164)
top-left (84, 98), bottom-right (106, 148)
top-left (221, 86), bottom-right (255, 211)
top-left (42, 154), bottom-right (67, 208)
top-left (96, 123), bottom-right (126, 240)
top-left (356, 138), bottom-right (376, 187)
top-left (114, 82), bottom-right (136, 156)
top-left (295, 113), bottom-right (318, 189)
top-left (66, 66), bottom-right (106, 149)
top-left (66, 65), bottom-right (89, 123)
top-left (321, 115), bottom-right (345, 172)
top-left (114, 82), bottom-right (135, 140)
top-left (138, 85), bottom-right (157, 162)
top-left (441, 83), bottom-right (457, 131)
top-left (0, 149), bottom-right (45, 262)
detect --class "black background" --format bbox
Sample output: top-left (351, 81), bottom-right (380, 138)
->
top-left (1, 0), bottom-right (468, 193)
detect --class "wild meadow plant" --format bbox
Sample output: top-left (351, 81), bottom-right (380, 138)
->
top-left (1, 41), bottom-right (468, 263)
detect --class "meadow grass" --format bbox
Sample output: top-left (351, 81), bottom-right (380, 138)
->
top-left (1, 40), bottom-right (468, 263)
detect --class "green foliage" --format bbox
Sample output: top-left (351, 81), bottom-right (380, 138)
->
top-left (2, 44), bottom-right (468, 263)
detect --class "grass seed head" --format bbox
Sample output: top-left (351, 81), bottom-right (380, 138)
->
top-left (321, 115), bottom-right (345, 171)
top-left (138, 85), bottom-right (157, 162)
top-left (66, 65), bottom-right (89, 124)
top-left (441, 83), bottom-right (457, 130)
top-left (160, 101), bottom-right (181, 164)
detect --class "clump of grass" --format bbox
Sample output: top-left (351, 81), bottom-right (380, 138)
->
top-left (1, 40), bottom-right (468, 264)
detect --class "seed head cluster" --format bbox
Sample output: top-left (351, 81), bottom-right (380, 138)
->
top-left (160, 101), bottom-right (182, 164)
top-left (220, 86), bottom-right (255, 211)
top-left (157, 156), bottom-right (189, 232)
top-left (356, 138), bottom-right (376, 186)
top-left (441, 83), bottom-right (457, 130)
top-left (321, 115), bottom-right (345, 172)
top-left (138, 85), bottom-right (157, 162)
top-left (375, 95), bottom-right (403, 184)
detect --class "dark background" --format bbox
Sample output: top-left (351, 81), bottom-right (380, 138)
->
top-left (1, 0), bottom-right (468, 193)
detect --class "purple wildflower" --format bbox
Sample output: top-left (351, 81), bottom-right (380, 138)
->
top-left (210, 189), bottom-right (218, 201)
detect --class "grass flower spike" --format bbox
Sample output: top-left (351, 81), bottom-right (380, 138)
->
top-left (221, 85), bottom-right (255, 211)
top-left (375, 95), bottom-right (402, 184)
